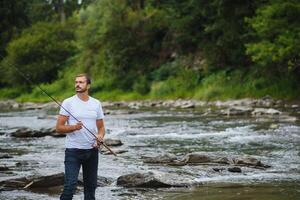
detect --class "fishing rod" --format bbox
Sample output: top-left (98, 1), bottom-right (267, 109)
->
top-left (0, 55), bottom-right (117, 156)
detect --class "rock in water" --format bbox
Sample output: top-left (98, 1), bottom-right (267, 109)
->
top-left (11, 127), bottom-right (55, 137)
top-left (0, 153), bottom-right (13, 159)
top-left (78, 174), bottom-right (113, 187)
top-left (116, 172), bottom-right (186, 188)
top-left (142, 153), bottom-right (177, 164)
top-left (104, 138), bottom-right (123, 146)
top-left (180, 153), bottom-right (212, 164)
top-left (233, 157), bottom-right (270, 168)
top-left (228, 167), bottom-right (242, 173)
top-left (0, 173), bottom-right (65, 191)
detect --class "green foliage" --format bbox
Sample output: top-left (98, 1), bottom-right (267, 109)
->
top-left (133, 76), bottom-right (150, 95)
top-left (0, 0), bottom-right (30, 57)
top-left (157, 0), bottom-right (264, 69)
top-left (77, 0), bottom-right (170, 90)
top-left (1, 0), bottom-right (299, 101)
top-left (151, 62), bottom-right (179, 81)
top-left (246, 0), bottom-right (300, 75)
top-left (150, 67), bottom-right (200, 98)
top-left (2, 21), bottom-right (77, 86)
top-left (0, 87), bottom-right (25, 99)
top-left (194, 70), bottom-right (300, 100)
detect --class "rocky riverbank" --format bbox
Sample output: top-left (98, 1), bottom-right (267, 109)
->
top-left (0, 97), bottom-right (299, 111)
top-left (1, 97), bottom-right (299, 123)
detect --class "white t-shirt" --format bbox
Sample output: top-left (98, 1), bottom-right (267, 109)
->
top-left (59, 95), bottom-right (104, 149)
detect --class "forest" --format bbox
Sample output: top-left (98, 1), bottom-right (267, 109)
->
top-left (0, 0), bottom-right (299, 101)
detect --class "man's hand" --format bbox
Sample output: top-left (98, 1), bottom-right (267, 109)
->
top-left (73, 121), bottom-right (83, 131)
top-left (92, 135), bottom-right (103, 149)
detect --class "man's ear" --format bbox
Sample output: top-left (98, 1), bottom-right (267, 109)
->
top-left (87, 84), bottom-right (91, 90)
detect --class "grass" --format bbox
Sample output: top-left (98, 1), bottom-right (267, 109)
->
top-left (1, 69), bottom-right (299, 102)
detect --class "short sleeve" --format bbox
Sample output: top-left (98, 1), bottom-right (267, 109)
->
top-left (59, 100), bottom-right (70, 116)
top-left (97, 102), bottom-right (105, 119)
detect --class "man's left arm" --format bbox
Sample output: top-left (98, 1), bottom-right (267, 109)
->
top-left (96, 119), bottom-right (105, 142)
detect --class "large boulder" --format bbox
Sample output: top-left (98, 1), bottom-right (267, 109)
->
top-left (11, 127), bottom-right (58, 138)
top-left (117, 172), bottom-right (188, 188)
top-left (0, 173), bottom-right (64, 191)
top-left (142, 153), bottom-right (270, 169)
top-left (0, 173), bottom-right (112, 192)
top-left (78, 174), bottom-right (113, 187)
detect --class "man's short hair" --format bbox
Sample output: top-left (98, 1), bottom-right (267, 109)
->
top-left (76, 73), bottom-right (91, 84)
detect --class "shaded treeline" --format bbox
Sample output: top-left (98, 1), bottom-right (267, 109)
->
top-left (0, 0), bottom-right (299, 101)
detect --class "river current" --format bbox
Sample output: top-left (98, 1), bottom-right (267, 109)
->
top-left (0, 107), bottom-right (299, 199)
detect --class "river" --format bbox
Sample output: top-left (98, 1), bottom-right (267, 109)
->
top-left (0, 106), bottom-right (299, 199)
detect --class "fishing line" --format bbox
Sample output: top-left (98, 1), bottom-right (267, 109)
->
top-left (0, 54), bottom-right (116, 156)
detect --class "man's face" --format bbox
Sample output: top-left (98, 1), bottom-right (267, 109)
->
top-left (75, 76), bottom-right (89, 93)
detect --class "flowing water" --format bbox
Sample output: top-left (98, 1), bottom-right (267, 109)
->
top-left (0, 107), bottom-right (299, 199)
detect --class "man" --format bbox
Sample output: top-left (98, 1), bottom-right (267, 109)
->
top-left (56, 73), bottom-right (105, 200)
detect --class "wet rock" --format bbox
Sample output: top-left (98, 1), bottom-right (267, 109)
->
top-left (0, 166), bottom-right (9, 171)
top-left (269, 124), bottom-right (279, 129)
top-left (228, 167), bottom-right (242, 173)
top-left (221, 106), bottom-right (253, 116)
top-left (180, 153), bottom-right (212, 164)
top-left (0, 100), bottom-right (20, 110)
top-left (51, 132), bottom-right (66, 137)
top-left (142, 153), bottom-right (177, 164)
top-left (117, 172), bottom-right (187, 188)
top-left (143, 153), bottom-right (216, 165)
top-left (0, 153), bottom-right (13, 159)
top-left (0, 173), bottom-right (64, 191)
top-left (26, 173), bottom-right (65, 188)
top-left (233, 157), bottom-right (270, 168)
top-left (142, 153), bottom-right (270, 170)
top-left (128, 102), bottom-right (141, 109)
top-left (175, 154), bottom-right (232, 165)
top-left (78, 174), bottom-right (113, 187)
top-left (11, 127), bottom-right (56, 138)
top-left (104, 138), bottom-right (123, 146)
top-left (101, 149), bottom-right (128, 155)
top-left (11, 128), bottom-right (36, 137)
top-left (180, 102), bottom-right (195, 109)
top-left (21, 102), bottom-right (43, 110)
top-left (252, 108), bottom-right (281, 116)
top-left (278, 115), bottom-right (298, 122)
top-left (0, 172), bottom-right (112, 191)
top-left (212, 167), bottom-right (225, 172)
top-left (213, 157), bottom-right (231, 164)
top-left (37, 115), bottom-right (57, 120)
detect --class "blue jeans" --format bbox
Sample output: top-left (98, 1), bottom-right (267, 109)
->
top-left (60, 148), bottom-right (98, 200)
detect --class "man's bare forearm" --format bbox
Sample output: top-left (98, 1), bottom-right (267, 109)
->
top-left (98, 127), bottom-right (105, 140)
top-left (56, 125), bottom-right (76, 134)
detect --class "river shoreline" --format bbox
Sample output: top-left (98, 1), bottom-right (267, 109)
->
top-left (0, 97), bottom-right (299, 110)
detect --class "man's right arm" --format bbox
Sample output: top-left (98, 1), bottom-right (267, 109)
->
top-left (56, 115), bottom-right (82, 134)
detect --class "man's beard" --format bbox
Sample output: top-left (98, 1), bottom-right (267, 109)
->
top-left (76, 87), bottom-right (87, 93)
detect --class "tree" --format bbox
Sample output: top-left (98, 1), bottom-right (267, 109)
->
top-left (2, 21), bottom-right (77, 86)
top-left (77, 0), bottom-right (169, 90)
top-left (246, 0), bottom-right (300, 76)
top-left (0, 0), bottom-right (30, 57)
